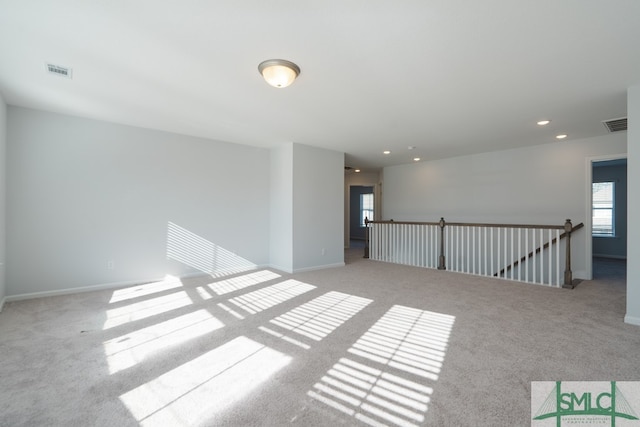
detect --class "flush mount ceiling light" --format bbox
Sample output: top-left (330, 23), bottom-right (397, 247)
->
top-left (537, 120), bottom-right (551, 126)
top-left (258, 59), bottom-right (300, 88)
top-left (556, 134), bottom-right (568, 139)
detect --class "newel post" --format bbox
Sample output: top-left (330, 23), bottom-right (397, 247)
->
top-left (563, 219), bottom-right (574, 289)
top-left (363, 217), bottom-right (370, 259)
top-left (438, 217), bottom-right (446, 270)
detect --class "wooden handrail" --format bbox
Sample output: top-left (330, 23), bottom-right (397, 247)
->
top-left (366, 220), bottom-right (440, 226)
top-left (366, 219), bottom-right (565, 230)
top-left (494, 222), bottom-right (584, 278)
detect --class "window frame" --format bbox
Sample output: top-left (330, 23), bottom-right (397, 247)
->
top-left (360, 193), bottom-right (374, 227)
top-left (592, 181), bottom-right (615, 237)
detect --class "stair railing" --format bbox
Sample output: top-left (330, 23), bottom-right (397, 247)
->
top-left (364, 217), bottom-right (583, 288)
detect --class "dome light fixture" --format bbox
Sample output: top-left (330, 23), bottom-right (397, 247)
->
top-left (258, 59), bottom-right (300, 88)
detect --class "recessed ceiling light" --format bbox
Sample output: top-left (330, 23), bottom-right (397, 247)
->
top-left (383, 150), bottom-right (391, 155)
top-left (355, 169), bottom-right (361, 173)
top-left (413, 158), bottom-right (421, 162)
top-left (556, 134), bottom-right (567, 139)
top-left (537, 120), bottom-right (551, 126)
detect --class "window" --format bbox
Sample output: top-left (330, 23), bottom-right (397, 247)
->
top-left (592, 181), bottom-right (615, 236)
top-left (360, 193), bottom-right (374, 227)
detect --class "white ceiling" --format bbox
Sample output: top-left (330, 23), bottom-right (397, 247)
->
top-left (1, 1), bottom-right (639, 171)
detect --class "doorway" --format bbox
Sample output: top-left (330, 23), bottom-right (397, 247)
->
top-left (344, 169), bottom-right (381, 249)
top-left (349, 186), bottom-right (374, 248)
top-left (590, 157), bottom-right (627, 280)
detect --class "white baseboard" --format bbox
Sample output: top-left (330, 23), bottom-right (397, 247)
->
top-left (4, 277), bottom-right (167, 303)
top-left (2, 262), bottom-right (333, 304)
top-left (593, 254), bottom-right (627, 260)
top-left (293, 262), bottom-right (345, 274)
top-left (573, 269), bottom-right (588, 281)
top-left (3, 266), bottom-right (276, 304)
top-left (268, 264), bottom-right (293, 274)
top-left (624, 315), bottom-right (640, 327)
top-left (267, 262), bottom-right (345, 274)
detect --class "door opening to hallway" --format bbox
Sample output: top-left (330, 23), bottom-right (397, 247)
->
top-left (349, 186), bottom-right (373, 247)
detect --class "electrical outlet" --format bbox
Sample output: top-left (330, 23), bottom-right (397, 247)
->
top-left (107, 260), bottom-right (115, 270)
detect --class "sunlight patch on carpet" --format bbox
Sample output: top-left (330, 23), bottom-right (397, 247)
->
top-left (109, 275), bottom-right (183, 304)
top-left (227, 279), bottom-right (315, 314)
top-left (264, 291), bottom-right (372, 346)
top-left (102, 291), bottom-right (194, 330)
top-left (217, 302), bottom-right (246, 320)
top-left (348, 306), bottom-right (452, 380)
top-left (258, 326), bottom-right (311, 349)
top-left (203, 269), bottom-right (281, 296)
top-left (119, 336), bottom-right (291, 426)
top-left (103, 309), bottom-right (224, 374)
top-left (308, 305), bottom-right (455, 427)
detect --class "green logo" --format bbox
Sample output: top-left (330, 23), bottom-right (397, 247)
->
top-left (532, 381), bottom-right (639, 426)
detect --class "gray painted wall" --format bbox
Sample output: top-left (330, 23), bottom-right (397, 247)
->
top-left (592, 162), bottom-right (627, 258)
top-left (269, 143), bottom-right (345, 273)
top-left (627, 86), bottom-right (640, 326)
top-left (382, 133), bottom-right (628, 281)
top-left (7, 107), bottom-right (271, 296)
top-left (292, 143), bottom-right (344, 272)
top-left (269, 143), bottom-right (293, 272)
top-left (0, 93), bottom-right (6, 309)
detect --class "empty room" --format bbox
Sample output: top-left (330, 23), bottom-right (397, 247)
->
top-left (1, 2), bottom-right (640, 426)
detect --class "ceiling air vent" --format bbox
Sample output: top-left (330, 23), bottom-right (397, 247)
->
top-left (602, 117), bottom-right (627, 133)
top-left (46, 63), bottom-right (72, 79)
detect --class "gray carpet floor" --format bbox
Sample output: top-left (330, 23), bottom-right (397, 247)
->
top-left (0, 250), bottom-right (638, 427)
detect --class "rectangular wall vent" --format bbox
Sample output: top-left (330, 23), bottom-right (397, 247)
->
top-left (46, 63), bottom-right (73, 79)
top-left (602, 117), bottom-right (627, 133)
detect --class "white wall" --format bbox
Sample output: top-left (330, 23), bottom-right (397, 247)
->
top-left (383, 133), bottom-right (627, 280)
top-left (6, 107), bottom-right (271, 297)
top-left (0, 92), bottom-right (6, 310)
top-left (292, 143), bottom-right (344, 272)
top-left (626, 86), bottom-right (640, 325)
top-left (269, 143), bottom-right (293, 272)
top-left (269, 143), bottom-right (344, 273)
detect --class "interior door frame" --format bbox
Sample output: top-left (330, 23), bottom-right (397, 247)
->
top-left (584, 153), bottom-right (627, 280)
top-left (346, 182), bottom-right (381, 249)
